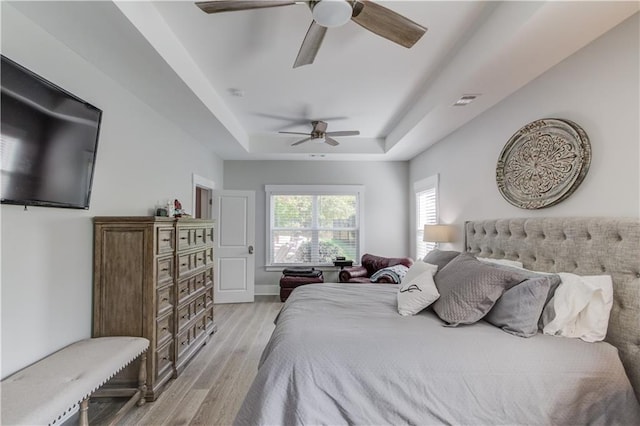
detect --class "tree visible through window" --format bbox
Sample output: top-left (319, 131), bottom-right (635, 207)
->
top-left (266, 185), bottom-right (363, 266)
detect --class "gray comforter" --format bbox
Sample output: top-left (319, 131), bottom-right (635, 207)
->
top-left (235, 284), bottom-right (640, 425)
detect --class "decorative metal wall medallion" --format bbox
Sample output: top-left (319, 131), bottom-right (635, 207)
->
top-left (496, 118), bottom-right (591, 209)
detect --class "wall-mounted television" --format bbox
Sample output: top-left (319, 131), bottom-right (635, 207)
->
top-left (1, 55), bottom-right (102, 209)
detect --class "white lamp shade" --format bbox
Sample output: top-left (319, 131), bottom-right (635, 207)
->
top-left (423, 224), bottom-right (454, 243)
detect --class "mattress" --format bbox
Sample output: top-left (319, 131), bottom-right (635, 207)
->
top-left (235, 283), bottom-right (640, 425)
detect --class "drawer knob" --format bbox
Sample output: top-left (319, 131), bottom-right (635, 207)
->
top-left (181, 263), bottom-right (187, 267)
top-left (162, 356), bottom-right (169, 361)
top-left (180, 237), bottom-right (187, 240)
top-left (162, 327), bottom-right (168, 331)
top-left (181, 342), bottom-right (187, 346)
top-left (181, 315), bottom-right (188, 319)
top-left (162, 238), bottom-right (171, 242)
top-left (162, 297), bottom-right (169, 302)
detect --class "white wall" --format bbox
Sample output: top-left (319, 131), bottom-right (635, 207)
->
top-left (223, 161), bottom-right (409, 293)
top-left (409, 13), bottom-right (640, 254)
top-left (0, 4), bottom-right (224, 378)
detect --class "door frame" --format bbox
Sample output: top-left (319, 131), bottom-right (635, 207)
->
top-left (192, 174), bottom-right (215, 219)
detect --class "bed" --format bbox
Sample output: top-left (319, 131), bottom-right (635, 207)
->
top-left (235, 218), bottom-right (640, 425)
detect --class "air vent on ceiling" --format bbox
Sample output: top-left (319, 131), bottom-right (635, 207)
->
top-left (453, 94), bottom-right (480, 106)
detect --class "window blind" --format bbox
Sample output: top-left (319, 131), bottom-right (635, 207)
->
top-left (266, 186), bottom-right (363, 266)
top-left (415, 176), bottom-right (438, 260)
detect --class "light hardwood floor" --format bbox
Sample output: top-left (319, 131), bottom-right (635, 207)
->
top-left (87, 296), bottom-right (282, 426)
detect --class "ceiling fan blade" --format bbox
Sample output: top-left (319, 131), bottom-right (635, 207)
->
top-left (324, 137), bottom-right (340, 146)
top-left (293, 21), bottom-right (327, 68)
top-left (279, 131), bottom-right (311, 135)
top-left (326, 130), bottom-right (360, 137)
top-left (291, 137), bottom-right (313, 146)
top-left (351, 0), bottom-right (426, 48)
top-left (196, 1), bottom-right (296, 14)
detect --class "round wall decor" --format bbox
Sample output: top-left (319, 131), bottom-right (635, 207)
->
top-left (496, 118), bottom-right (591, 209)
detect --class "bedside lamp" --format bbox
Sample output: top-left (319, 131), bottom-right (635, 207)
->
top-left (423, 224), bottom-right (454, 248)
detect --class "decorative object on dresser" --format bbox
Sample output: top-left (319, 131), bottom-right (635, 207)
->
top-left (496, 118), bottom-right (591, 209)
top-left (93, 217), bottom-right (216, 401)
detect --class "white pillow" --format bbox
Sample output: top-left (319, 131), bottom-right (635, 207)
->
top-left (541, 273), bottom-right (613, 342)
top-left (477, 257), bottom-right (524, 268)
top-left (397, 263), bottom-right (439, 316)
top-left (402, 260), bottom-right (438, 284)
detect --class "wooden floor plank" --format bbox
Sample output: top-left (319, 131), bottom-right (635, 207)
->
top-left (86, 296), bottom-right (282, 426)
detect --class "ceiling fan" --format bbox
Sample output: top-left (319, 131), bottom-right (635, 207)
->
top-left (195, 0), bottom-right (427, 68)
top-left (280, 120), bottom-right (360, 146)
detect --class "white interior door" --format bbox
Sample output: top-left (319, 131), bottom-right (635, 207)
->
top-left (213, 190), bottom-right (255, 303)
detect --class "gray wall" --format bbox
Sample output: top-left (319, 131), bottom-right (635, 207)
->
top-left (1, 4), bottom-right (224, 378)
top-left (224, 161), bottom-right (410, 293)
top-left (409, 13), bottom-right (640, 255)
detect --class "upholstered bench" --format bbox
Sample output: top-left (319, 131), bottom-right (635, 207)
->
top-left (280, 274), bottom-right (324, 302)
top-left (1, 336), bottom-right (149, 426)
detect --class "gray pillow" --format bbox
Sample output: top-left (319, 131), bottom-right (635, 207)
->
top-left (432, 253), bottom-right (526, 326)
top-left (484, 277), bottom-right (551, 337)
top-left (423, 249), bottom-right (460, 273)
top-left (480, 262), bottom-right (562, 334)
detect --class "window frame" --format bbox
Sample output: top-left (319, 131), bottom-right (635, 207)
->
top-left (414, 174), bottom-right (439, 261)
top-left (265, 184), bottom-right (365, 269)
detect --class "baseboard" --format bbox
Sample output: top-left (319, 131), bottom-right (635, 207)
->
top-left (255, 284), bottom-right (279, 296)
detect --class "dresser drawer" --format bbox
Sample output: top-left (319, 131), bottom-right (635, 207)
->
top-left (156, 227), bottom-right (175, 255)
top-left (176, 326), bottom-right (195, 360)
top-left (177, 276), bottom-right (193, 305)
top-left (156, 313), bottom-right (174, 347)
top-left (177, 302), bottom-right (194, 332)
top-left (177, 226), bottom-right (214, 251)
top-left (204, 286), bottom-right (214, 307)
top-left (156, 257), bottom-right (174, 285)
top-left (156, 285), bottom-right (174, 316)
top-left (177, 248), bottom-right (214, 278)
top-left (155, 340), bottom-right (174, 381)
top-left (204, 306), bottom-right (215, 332)
top-left (194, 293), bottom-right (207, 317)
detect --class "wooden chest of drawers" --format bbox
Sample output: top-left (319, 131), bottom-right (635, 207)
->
top-left (93, 216), bottom-right (216, 400)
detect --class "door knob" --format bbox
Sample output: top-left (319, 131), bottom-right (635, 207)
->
top-left (248, 245), bottom-right (254, 254)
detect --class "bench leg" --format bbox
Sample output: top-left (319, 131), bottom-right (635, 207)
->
top-left (137, 351), bottom-right (147, 406)
top-left (79, 398), bottom-right (89, 426)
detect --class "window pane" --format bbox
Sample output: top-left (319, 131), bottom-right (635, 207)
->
top-left (272, 230), bottom-right (312, 263)
top-left (318, 195), bottom-right (357, 228)
top-left (267, 186), bottom-right (363, 266)
top-left (273, 195), bottom-right (312, 228)
top-left (319, 230), bottom-right (358, 262)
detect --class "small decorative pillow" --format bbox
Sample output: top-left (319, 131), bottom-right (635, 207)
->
top-left (432, 253), bottom-right (526, 326)
top-left (397, 263), bottom-right (439, 316)
top-left (370, 264), bottom-right (409, 284)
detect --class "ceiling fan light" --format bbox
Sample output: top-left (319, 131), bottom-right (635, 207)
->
top-left (312, 1), bottom-right (352, 28)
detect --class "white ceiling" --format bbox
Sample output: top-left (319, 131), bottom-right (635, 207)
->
top-left (8, 1), bottom-right (639, 161)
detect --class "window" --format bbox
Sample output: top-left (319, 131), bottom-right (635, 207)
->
top-left (266, 185), bottom-right (363, 267)
top-left (415, 175), bottom-right (438, 260)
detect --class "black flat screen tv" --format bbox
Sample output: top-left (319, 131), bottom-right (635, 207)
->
top-left (1, 55), bottom-right (102, 209)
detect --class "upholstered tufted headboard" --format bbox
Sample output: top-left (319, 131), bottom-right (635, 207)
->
top-left (465, 217), bottom-right (640, 402)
